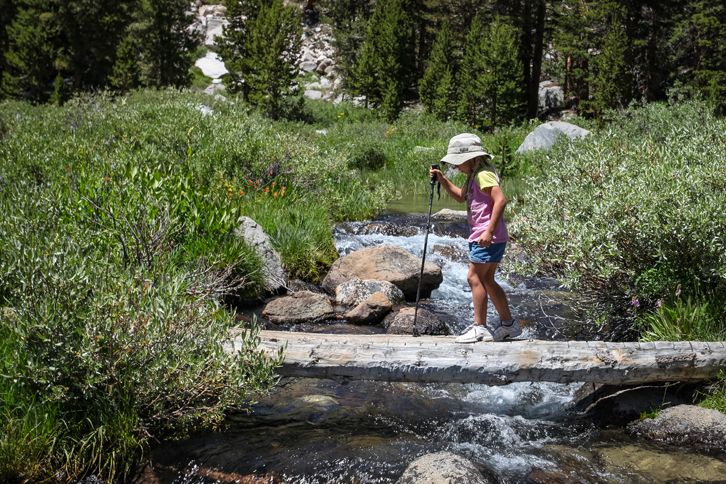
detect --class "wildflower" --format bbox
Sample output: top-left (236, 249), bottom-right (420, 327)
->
top-left (273, 191), bottom-right (278, 198)
top-left (264, 187), bottom-right (270, 194)
top-left (239, 190), bottom-right (245, 196)
top-left (272, 181), bottom-right (276, 188)
top-left (656, 298), bottom-right (663, 308)
top-left (630, 297), bottom-right (640, 308)
top-left (103, 175), bottom-right (111, 183)
top-left (675, 285), bottom-right (682, 297)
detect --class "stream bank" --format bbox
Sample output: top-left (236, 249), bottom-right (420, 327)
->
top-left (145, 212), bottom-right (725, 483)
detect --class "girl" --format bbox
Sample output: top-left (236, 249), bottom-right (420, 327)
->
top-left (430, 133), bottom-right (520, 343)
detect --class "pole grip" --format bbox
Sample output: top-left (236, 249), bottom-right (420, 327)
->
top-left (430, 163), bottom-right (439, 185)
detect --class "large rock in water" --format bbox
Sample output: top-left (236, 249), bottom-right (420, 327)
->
top-left (628, 404), bottom-right (726, 452)
top-left (262, 291), bottom-right (334, 325)
top-left (384, 307), bottom-right (449, 335)
top-left (516, 121), bottom-right (590, 153)
top-left (397, 451), bottom-right (491, 484)
top-left (335, 278), bottom-right (405, 307)
top-left (322, 245), bottom-right (442, 301)
top-left (235, 216), bottom-right (287, 295)
top-left (342, 292), bottom-right (393, 325)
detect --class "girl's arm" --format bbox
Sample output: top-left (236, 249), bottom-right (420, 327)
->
top-left (429, 168), bottom-right (465, 203)
top-left (478, 186), bottom-right (507, 246)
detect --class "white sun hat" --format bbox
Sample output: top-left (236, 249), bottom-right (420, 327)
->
top-left (440, 133), bottom-right (492, 166)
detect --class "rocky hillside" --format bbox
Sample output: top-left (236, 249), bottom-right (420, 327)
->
top-left (189, 2), bottom-right (343, 103)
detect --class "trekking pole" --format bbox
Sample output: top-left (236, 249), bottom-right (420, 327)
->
top-left (413, 163), bottom-right (440, 337)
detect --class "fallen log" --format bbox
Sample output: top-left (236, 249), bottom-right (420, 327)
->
top-left (227, 330), bottom-right (726, 385)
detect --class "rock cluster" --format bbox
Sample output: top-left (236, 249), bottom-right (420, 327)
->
top-left (260, 245), bottom-right (445, 333)
top-left (188, 2), bottom-right (228, 48)
top-left (299, 24), bottom-right (343, 103)
top-left (322, 245), bottom-right (443, 301)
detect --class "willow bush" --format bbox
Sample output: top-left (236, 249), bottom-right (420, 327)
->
top-left (510, 100), bottom-right (726, 339)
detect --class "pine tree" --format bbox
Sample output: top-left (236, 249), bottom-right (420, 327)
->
top-left (0, 0), bottom-right (18, 98)
top-left (457, 15), bottom-right (486, 126)
top-left (323, 0), bottom-right (373, 90)
top-left (670, 0), bottom-right (726, 113)
top-left (586, 19), bottom-right (631, 115)
top-left (352, 0), bottom-right (416, 120)
top-left (134, 0), bottom-right (197, 88)
top-left (58, 0), bottom-right (134, 91)
top-left (458, 17), bottom-right (524, 130)
top-left (220, 0), bottom-right (302, 119)
top-left (419, 20), bottom-right (458, 120)
top-left (2, 0), bottom-right (62, 101)
top-left (109, 33), bottom-right (142, 91)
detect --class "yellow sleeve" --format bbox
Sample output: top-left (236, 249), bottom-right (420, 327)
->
top-left (475, 169), bottom-right (499, 190)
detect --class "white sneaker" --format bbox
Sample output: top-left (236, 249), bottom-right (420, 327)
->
top-left (491, 319), bottom-right (522, 340)
top-left (455, 324), bottom-right (495, 343)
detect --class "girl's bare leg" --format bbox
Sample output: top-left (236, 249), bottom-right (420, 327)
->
top-left (467, 263), bottom-right (488, 325)
top-left (473, 262), bottom-right (512, 322)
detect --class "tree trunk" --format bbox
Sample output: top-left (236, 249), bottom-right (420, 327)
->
top-left (527, 0), bottom-right (545, 118)
top-left (521, 0), bottom-right (533, 115)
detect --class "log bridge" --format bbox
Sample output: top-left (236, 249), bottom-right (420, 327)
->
top-left (228, 331), bottom-right (726, 385)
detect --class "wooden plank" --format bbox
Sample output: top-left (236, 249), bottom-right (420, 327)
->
top-left (227, 331), bottom-right (726, 385)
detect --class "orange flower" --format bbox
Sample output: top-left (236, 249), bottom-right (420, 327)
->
top-left (273, 191), bottom-right (278, 198)
top-left (264, 187), bottom-right (270, 193)
top-left (272, 181), bottom-right (276, 188)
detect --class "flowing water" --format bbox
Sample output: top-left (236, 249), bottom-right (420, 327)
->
top-left (150, 212), bottom-right (726, 483)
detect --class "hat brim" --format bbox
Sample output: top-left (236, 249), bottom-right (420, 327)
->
top-left (440, 150), bottom-right (491, 166)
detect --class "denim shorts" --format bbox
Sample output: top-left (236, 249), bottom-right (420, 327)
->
top-left (469, 241), bottom-right (507, 264)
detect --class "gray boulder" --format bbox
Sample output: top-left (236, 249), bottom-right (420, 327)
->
top-left (342, 292), bottom-right (393, 325)
top-left (335, 278), bottom-right (405, 307)
top-left (384, 307), bottom-right (449, 336)
top-left (628, 404), bottom-right (726, 452)
top-left (397, 451), bottom-right (490, 484)
top-left (304, 89), bottom-right (323, 100)
top-left (538, 80), bottom-right (565, 114)
top-left (516, 121), bottom-right (590, 153)
top-left (262, 291), bottom-right (334, 324)
top-left (235, 216), bottom-right (287, 294)
top-left (204, 17), bottom-right (228, 47)
top-left (431, 208), bottom-right (467, 222)
top-left (322, 245), bottom-right (442, 301)
top-left (300, 61), bottom-right (317, 72)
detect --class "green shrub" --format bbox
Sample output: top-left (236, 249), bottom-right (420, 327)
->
top-left (348, 144), bottom-right (386, 171)
top-left (510, 100), bottom-right (726, 333)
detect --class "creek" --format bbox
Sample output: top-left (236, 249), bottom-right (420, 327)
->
top-left (149, 210), bottom-right (726, 483)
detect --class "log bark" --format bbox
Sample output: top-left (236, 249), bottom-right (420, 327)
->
top-left (227, 331), bottom-right (726, 386)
